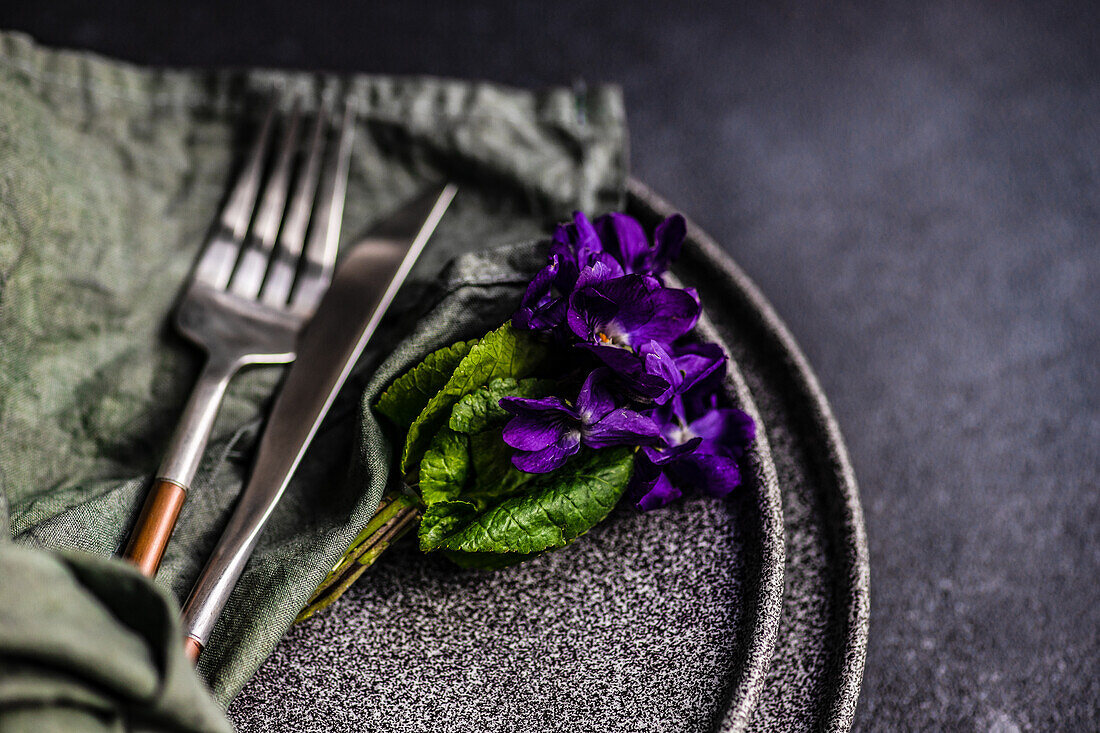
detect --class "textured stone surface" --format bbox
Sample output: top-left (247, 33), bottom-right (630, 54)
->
top-left (5, 0), bottom-right (1098, 729)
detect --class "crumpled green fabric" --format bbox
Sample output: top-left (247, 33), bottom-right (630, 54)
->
top-left (0, 28), bottom-right (627, 722)
top-left (0, 544), bottom-right (233, 733)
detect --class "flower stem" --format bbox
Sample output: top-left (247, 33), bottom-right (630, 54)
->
top-left (295, 491), bottom-right (421, 623)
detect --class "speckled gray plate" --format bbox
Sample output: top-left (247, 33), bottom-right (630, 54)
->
top-left (227, 181), bottom-right (868, 732)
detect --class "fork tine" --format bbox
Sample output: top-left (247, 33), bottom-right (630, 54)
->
top-left (292, 102), bottom-right (356, 312)
top-left (193, 95), bottom-right (279, 290)
top-left (229, 99), bottom-right (302, 298)
top-left (260, 102), bottom-right (328, 307)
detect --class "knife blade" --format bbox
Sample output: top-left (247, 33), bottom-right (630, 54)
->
top-left (180, 184), bottom-right (457, 660)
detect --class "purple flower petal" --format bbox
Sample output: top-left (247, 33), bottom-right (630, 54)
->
top-left (511, 432), bottom-right (582, 473)
top-left (513, 256), bottom-right (565, 331)
top-left (631, 447), bottom-right (688, 511)
top-left (635, 469), bottom-right (682, 511)
top-left (524, 256), bottom-right (558, 303)
top-left (602, 276), bottom-right (700, 346)
top-left (500, 396), bottom-right (578, 451)
top-left (566, 274), bottom-right (700, 349)
top-left (585, 408), bottom-right (661, 448)
top-left (673, 342), bottom-right (726, 393)
top-left (576, 344), bottom-right (671, 402)
top-left (499, 395), bottom-right (575, 415)
top-left (572, 368), bottom-right (662, 448)
top-left (549, 211), bottom-right (605, 289)
top-left (591, 271), bottom-right (660, 300)
top-left (566, 211), bottom-right (602, 261)
top-left (501, 416), bottom-right (574, 452)
top-left (576, 342), bottom-right (640, 372)
top-left (548, 244), bottom-right (580, 292)
top-left (688, 407), bottom-right (756, 458)
top-left (596, 212), bottom-right (649, 274)
top-left (674, 453), bottom-right (742, 497)
top-left (566, 287), bottom-right (619, 342)
top-left (640, 340), bottom-right (681, 404)
top-left (651, 214), bottom-right (686, 274)
top-left (575, 368), bottom-right (617, 423)
top-left (575, 257), bottom-right (621, 290)
top-left (641, 439), bottom-right (702, 469)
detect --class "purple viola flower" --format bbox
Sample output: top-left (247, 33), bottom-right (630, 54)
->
top-left (639, 340), bottom-right (727, 405)
top-left (514, 213), bottom-right (625, 334)
top-left (575, 339), bottom-right (726, 406)
top-left (513, 254), bottom-right (568, 331)
top-left (654, 392), bottom-right (755, 462)
top-left (594, 212), bottom-right (686, 278)
top-left (500, 368), bottom-right (661, 473)
top-left (631, 441), bottom-right (692, 510)
top-left (543, 210), bottom-right (624, 301)
top-left (514, 210), bottom-right (690, 334)
top-left (583, 346), bottom-right (672, 404)
top-left (632, 384), bottom-right (756, 511)
top-left (567, 274), bottom-right (700, 352)
top-left (567, 274), bottom-right (701, 400)
top-left (549, 211), bottom-right (624, 288)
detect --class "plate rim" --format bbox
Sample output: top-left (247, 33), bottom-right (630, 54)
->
top-left (628, 179), bottom-right (870, 731)
top-left (632, 207), bottom-right (788, 728)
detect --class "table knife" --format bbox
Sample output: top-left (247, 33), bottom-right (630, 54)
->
top-left (180, 184), bottom-right (457, 661)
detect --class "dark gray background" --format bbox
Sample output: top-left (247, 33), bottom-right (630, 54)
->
top-left (2, 1), bottom-right (1097, 729)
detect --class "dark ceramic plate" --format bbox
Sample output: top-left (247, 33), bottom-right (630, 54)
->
top-left (227, 181), bottom-right (868, 732)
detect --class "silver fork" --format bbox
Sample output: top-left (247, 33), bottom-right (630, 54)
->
top-left (122, 94), bottom-right (355, 577)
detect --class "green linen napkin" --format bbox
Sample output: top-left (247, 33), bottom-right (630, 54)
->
top-left (0, 544), bottom-right (233, 733)
top-left (0, 28), bottom-right (627, 722)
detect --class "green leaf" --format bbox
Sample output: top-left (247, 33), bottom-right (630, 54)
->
top-left (421, 447), bottom-right (634, 555)
top-left (376, 322), bottom-right (629, 570)
top-left (416, 378), bottom-right (548, 545)
top-left (401, 324), bottom-right (548, 474)
top-left (375, 339), bottom-right (477, 428)
top-left (442, 550), bottom-right (535, 570)
top-left (468, 430), bottom-right (540, 499)
top-left (419, 499), bottom-right (477, 550)
top-left (418, 428), bottom-right (469, 505)
top-left (449, 377), bottom-right (555, 435)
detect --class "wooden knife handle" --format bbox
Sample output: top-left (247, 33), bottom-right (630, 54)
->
top-left (122, 478), bottom-right (188, 577)
top-left (183, 635), bottom-right (203, 663)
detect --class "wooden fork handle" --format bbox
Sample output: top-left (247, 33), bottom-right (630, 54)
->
top-left (183, 635), bottom-right (204, 663)
top-left (123, 478), bottom-right (188, 577)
